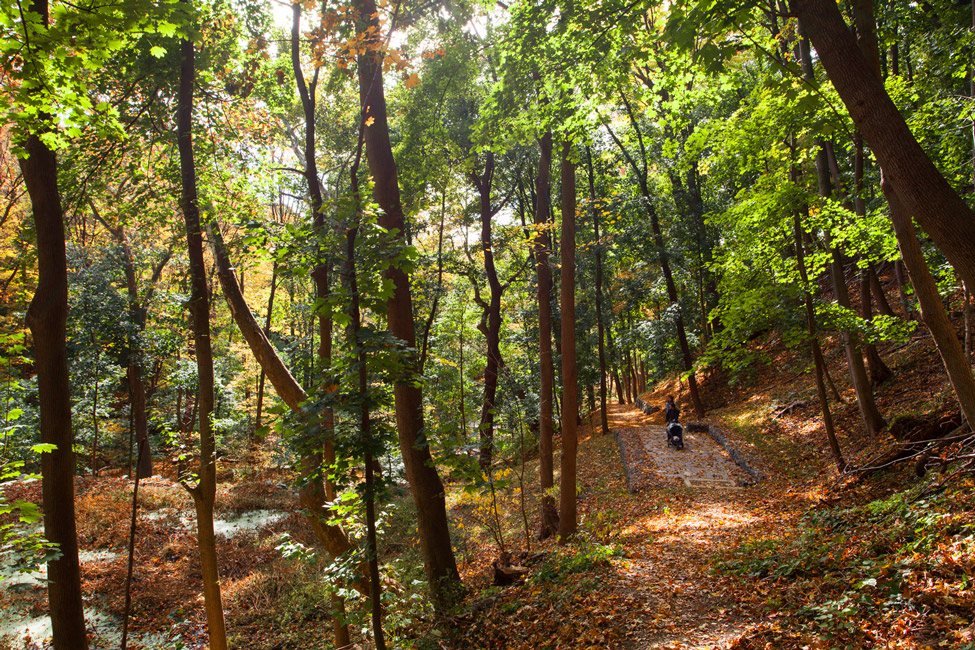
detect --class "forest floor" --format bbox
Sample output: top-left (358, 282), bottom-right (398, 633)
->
top-left (3, 335), bottom-right (974, 649)
top-left (445, 400), bottom-right (800, 650)
top-left (447, 334), bottom-right (975, 650)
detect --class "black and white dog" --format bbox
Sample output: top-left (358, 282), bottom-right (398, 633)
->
top-left (666, 421), bottom-right (684, 450)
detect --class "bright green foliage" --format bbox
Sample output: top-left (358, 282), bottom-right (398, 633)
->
top-left (0, 0), bottom-right (188, 151)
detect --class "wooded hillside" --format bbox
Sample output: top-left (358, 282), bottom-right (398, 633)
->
top-left (1, 0), bottom-right (974, 648)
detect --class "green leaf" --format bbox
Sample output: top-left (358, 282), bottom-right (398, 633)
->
top-left (150, 45), bottom-right (166, 58)
top-left (30, 443), bottom-right (57, 454)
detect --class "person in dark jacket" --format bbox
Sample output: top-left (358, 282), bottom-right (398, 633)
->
top-left (664, 395), bottom-right (680, 424)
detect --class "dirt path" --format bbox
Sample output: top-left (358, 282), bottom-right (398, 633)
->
top-left (589, 402), bottom-right (776, 649)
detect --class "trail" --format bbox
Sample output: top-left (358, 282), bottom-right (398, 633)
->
top-left (581, 402), bottom-right (781, 649)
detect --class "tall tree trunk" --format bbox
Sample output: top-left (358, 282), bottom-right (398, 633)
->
top-left (419, 189), bottom-right (447, 374)
top-left (800, 26), bottom-right (886, 436)
top-left (849, 0), bottom-right (975, 423)
top-left (850, 135), bottom-right (894, 383)
top-left (208, 225), bottom-right (362, 576)
top-left (882, 183), bottom-right (975, 426)
top-left (895, 260), bottom-right (915, 320)
top-left (19, 4), bottom-right (88, 645)
top-left (586, 148), bottom-right (609, 435)
top-left (558, 142), bottom-right (578, 541)
top-left (794, 213), bottom-right (846, 471)
top-left (90, 359), bottom-right (99, 476)
top-left (645, 184), bottom-right (703, 417)
top-left (347, 150), bottom-right (387, 650)
top-left (604, 112), bottom-right (704, 417)
top-left (89, 212), bottom-right (163, 476)
top-left (471, 152), bottom-right (504, 470)
top-left (177, 29), bottom-right (228, 650)
top-left (794, 0), bottom-right (975, 292)
top-left (290, 9), bottom-right (353, 641)
top-left (868, 263), bottom-right (897, 319)
top-left (606, 325), bottom-right (625, 404)
top-left (534, 132), bottom-right (559, 539)
top-left (353, 0), bottom-right (461, 608)
top-left (860, 270), bottom-right (893, 384)
top-left (254, 261), bottom-right (277, 435)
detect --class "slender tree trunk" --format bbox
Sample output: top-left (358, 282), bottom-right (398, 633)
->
top-left (353, 0), bottom-right (461, 607)
top-left (604, 111), bottom-right (704, 417)
top-left (586, 148), bottom-right (609, 435)
top-left (472, 152), bottom-right (504, 470)
top-left (868, 263), bottom-right (897, 318)
top-left (209, 224), bottom-right (362, 575)
top-left (104, 223), bottom-right (160, 479)
top-left (177, 28), bottom-right (228, 650)
top-left (459, 311), bottom-right (467, 442)
top-left (346, 154), bottom-right (386, 649)
top-left (851, 135), bottom-right (894, 382)
top-left (645, 185), bottom-right (703, 417)
top-left (419, 189), bottom-right (447, 374)
top-left (558, 141), bottom-right (578, 541)
top-left (290, 9), bottom-right (353, 641)
top-left (534, 132), bottom-right (559, 539)
top-left (90, 360), bottom-right (99, 476)
top-left (254, 262), bottom-right (277, 435)
top-left (895, 261), bottom-right (915, 320)
top-left (800, 26), bottom-right (885, 436)
top-left (860, 270), bottom-right (893, 384)
top-left (606, 326), bottom-right (624, 404)
top-left (965, 284), bottom-right (972, 365)
top-left (882, 183), bottom-right (975, 426)
top-left (19, 3), bottom-right (88, 643)
top-left (794, 213), bottom-right (846, 471)
top-left (826, 237), bottom-right (885, 434)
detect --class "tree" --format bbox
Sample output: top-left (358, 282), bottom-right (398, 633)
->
top-left (533, 131), bottom-right (560, 538)
top-left (557, 141), bottom-right (578, 540)
top-left (352, 0), bottom-right (462, 608)
top-left (176, 18), bottom-right (228, 649)
top-left (586, 147), bottom-right (610, 435)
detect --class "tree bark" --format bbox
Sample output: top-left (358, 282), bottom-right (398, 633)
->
top-left (534, 132), bottom-right (559, 539)
top-left (346, 152), bottom-right (387, 649)
top-left (19, 12), bottom-right (89, 645)
top-left (558, 142), bottom-right (578, 541)
top-left (606, 325), bottom-right (625, 404)
top-left (586, 147), bottom-right (610, 435)
top-left (471, 152), bottom-right (504, 470)
top-left (208, 224), bottom-right (362, 573)
top-left (882, 182), bottom-right (975, 427)
top-left (90, 213), bottom-right (163, 478)
top-left (177, 29), bottom-right (228, 650)
top-left (353, 0), bottom-right (461, 608)
top-left (794, 213), bottom-right (846, 471)
top-left (254, 261), bottom-right (277, 434)
top-left (290, 10), bottom-right (354, 641)
top-left (800, 25), bottom-right (886, 435)
top-left (604, 109), bottom-right (704, 417)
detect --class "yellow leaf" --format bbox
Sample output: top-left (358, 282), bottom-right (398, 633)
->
top-left (365, 116), bottom-right (375, 126)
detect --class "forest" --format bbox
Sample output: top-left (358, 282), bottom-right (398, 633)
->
top-left (2, 0), bottom-right (975, 648)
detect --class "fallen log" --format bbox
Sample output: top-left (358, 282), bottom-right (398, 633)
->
top-left (774, 401), bottom-right (807, 418)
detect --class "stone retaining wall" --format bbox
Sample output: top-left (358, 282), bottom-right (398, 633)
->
top-left (633, 397), bottom-right (659, 416)
top-left (613, 428), bottom-right (639, 492)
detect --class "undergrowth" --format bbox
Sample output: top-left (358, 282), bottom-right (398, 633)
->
top-left (717, 478), bottom-right (975, 649)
